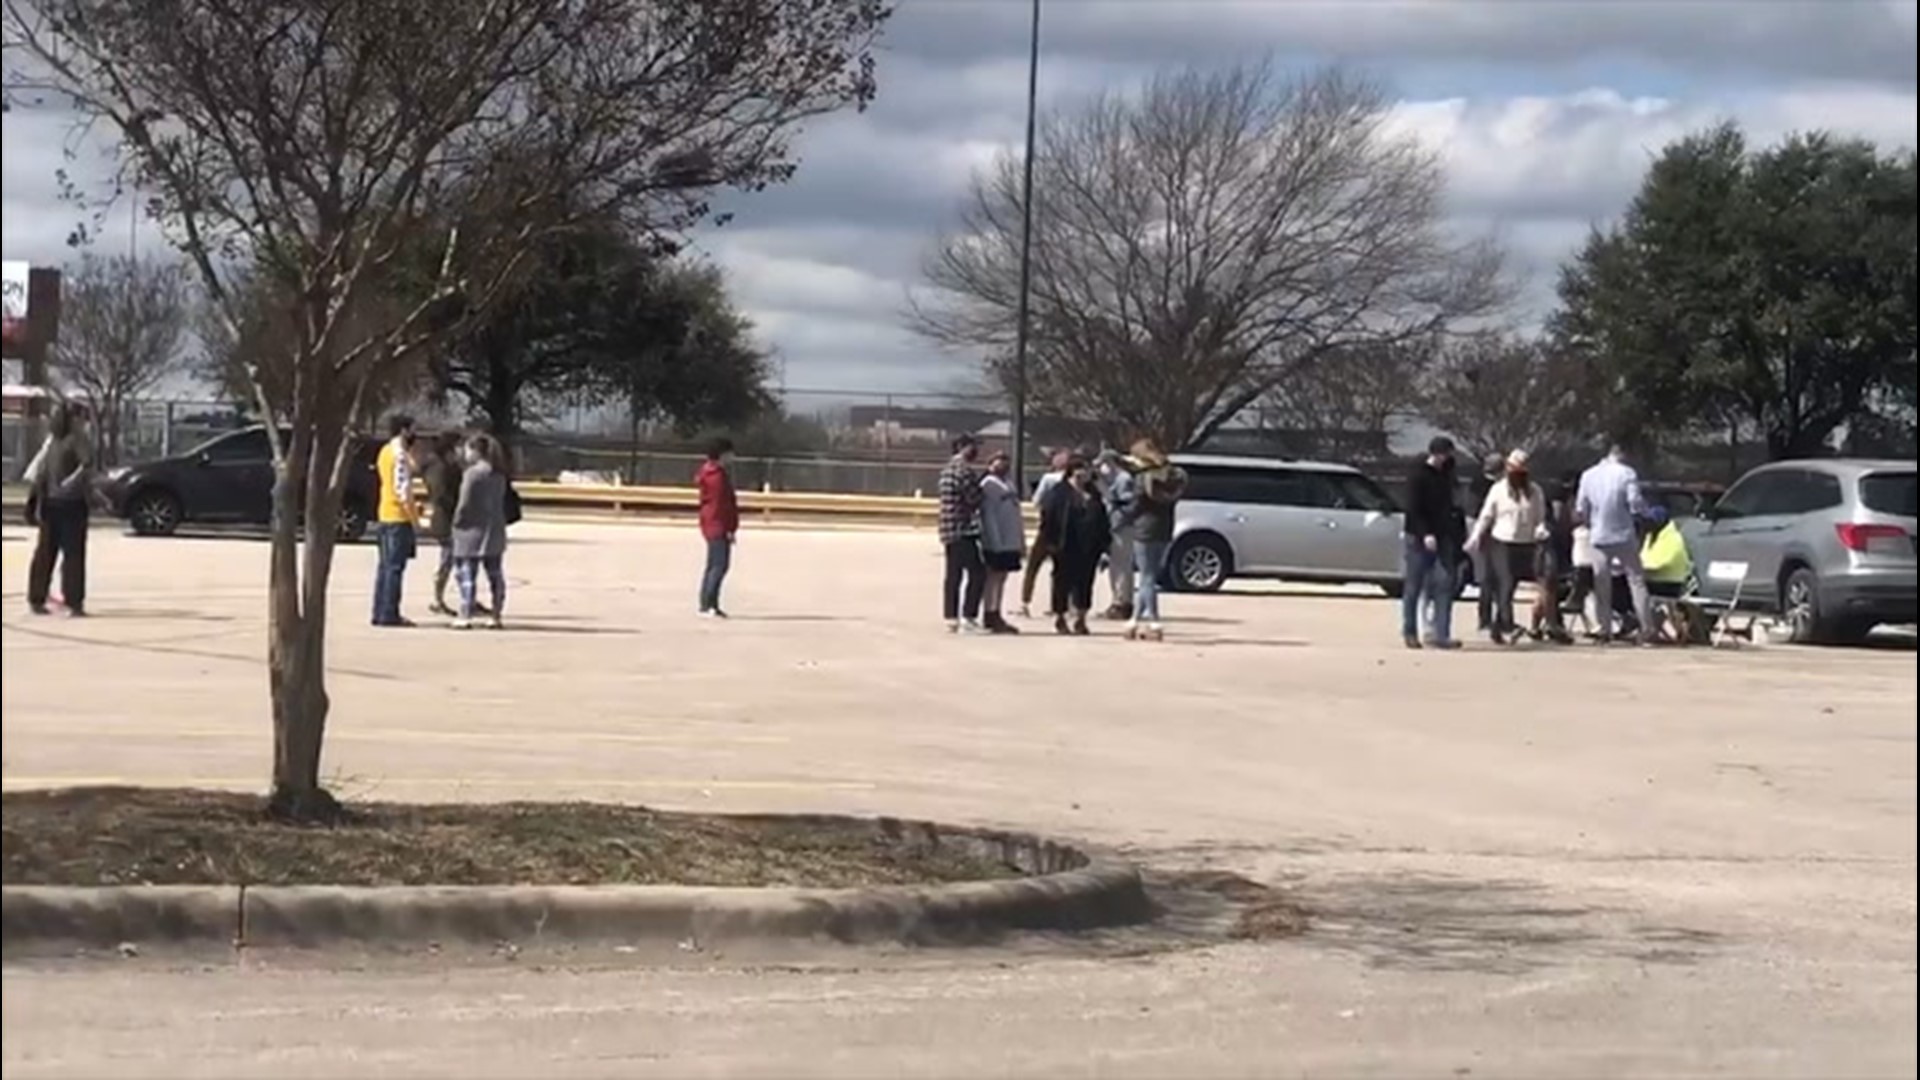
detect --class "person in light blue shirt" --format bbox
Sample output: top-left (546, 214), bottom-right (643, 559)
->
top-left (1576, 445), bottom-right (1651, 643)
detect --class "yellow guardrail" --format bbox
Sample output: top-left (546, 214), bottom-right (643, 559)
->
top-left (513, 481), bottom-right (1041, 526)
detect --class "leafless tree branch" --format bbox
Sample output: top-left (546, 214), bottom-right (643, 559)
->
top-left (908, 61), bottom-right (1507, 450)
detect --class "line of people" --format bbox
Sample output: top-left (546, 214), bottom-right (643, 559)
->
top-left (1400, 437), bottom-right (1695, 649)
top-left (937, 434), bottom-right (1188, 640)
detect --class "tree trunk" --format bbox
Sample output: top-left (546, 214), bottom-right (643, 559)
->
top-left (264, 419), bottom-right (350, 822)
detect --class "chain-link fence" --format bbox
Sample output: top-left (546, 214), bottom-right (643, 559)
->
top-left (5, 385), bottom-right (1793, 493)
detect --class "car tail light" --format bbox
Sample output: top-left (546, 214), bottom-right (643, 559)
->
top-left (1835, 522), bottom-right (1910, 553)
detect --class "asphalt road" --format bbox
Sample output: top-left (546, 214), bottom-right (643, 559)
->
top-left (3, 521), bottom-right (1914, 1079)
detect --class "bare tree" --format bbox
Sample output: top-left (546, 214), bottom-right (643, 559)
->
top-left (4, 0), bottom-right (887, 820)
top-left (52, 253), bottom-right (192, 465)
top-left (910, 63), bottom-right (1504, 451)
top-left (1257, 338), bottom-right (1429, 445)
top-left (1420, 332), bottom-right (1598, 460)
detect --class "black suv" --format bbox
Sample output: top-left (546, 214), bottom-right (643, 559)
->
top-left (97, 426), bottom-right (383, 540)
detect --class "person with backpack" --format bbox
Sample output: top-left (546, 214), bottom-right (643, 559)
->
top-left (448, 433), bottom-right (509, 630)
top-left (1118, 438), bottom-right (1187, 642)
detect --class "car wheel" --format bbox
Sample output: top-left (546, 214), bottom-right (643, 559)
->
top-left (336, 500), bottom-right (370, 542)
top-left (1781, 566), bottom-right (1832, 645)
top-left (1170, 534), bottom-right (1232, 593)
top-left (127, 489), bottom-right (182, 537)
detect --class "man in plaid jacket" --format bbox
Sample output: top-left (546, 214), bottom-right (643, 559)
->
top-left (938, 433), bottom-right (985, 632)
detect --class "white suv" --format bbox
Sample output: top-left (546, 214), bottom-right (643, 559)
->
top-left (1165, 454), bottom-right (1406, 594)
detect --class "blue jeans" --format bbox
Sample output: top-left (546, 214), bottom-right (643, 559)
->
top-left (699, 536), bottom-right (733, 612)
top-left (372, 523), bottom-right (415, 625)
top-left (455, 554), bottom-right (505, 620)
top-left (1401, 536), bottom-right (1455, 642)
top-left (1133, 540), bottom-right (1169, 623)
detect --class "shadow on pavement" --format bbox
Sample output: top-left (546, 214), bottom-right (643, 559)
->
top-left (1299, 869), bottom-right (1724, 976)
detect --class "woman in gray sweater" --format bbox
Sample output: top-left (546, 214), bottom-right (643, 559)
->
top-left (977, 450), bottom-right (1025, 634)
top-left (449, 433), bottom-right (509, 629)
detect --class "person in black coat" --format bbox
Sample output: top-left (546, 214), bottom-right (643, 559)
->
top-left (1039, 456), bottom-right (1110, 636)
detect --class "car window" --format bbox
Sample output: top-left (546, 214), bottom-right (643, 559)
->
top-left (1322, 473), bottom-right (1399, 513)
top-left (1711, 474), bottom-right (1774, 520)
top-left (1784, 471), bottom-right (1843, 515)
top-left (1183, 466), bottom-right (1317, 507)
top-left (1859, 472), bottom-right (1917, 518)
top-left (199, 429), bottom-right (270, 463)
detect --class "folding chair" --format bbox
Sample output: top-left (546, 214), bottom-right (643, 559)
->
top-left (1701, 560), bottom-right (1755, 647)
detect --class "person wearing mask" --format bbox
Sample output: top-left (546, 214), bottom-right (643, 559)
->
top-left (448, 433), bottom-right (509, 630)
top-left (1096, 449), bottom-right (1137, 620)
top-left (1039, 455), bottom-right (1110, 636)
top-left (1400, 436), bottom-right (1462, 650)
top-left (25, 401), bottom-right (94, 617)
top-left (1118, 438), bottom-right (1186, 642)
top-left (1576, 444), bottom-right (1652, 645)
top-left (937, 433), bottom-right (986, 633)
top-left (421, 433), bottom-right (464, 617)
top-left (1466, 449), bottom-right (1548, 645)
top-left (977, 450), bottom-right (1025, 634)
top-left (1466, 452), bottom-right (1504, 634)
top-left (696, 437), bottom-right (741, 618)
top-left (1019, 447), bottom-right (1071, 618)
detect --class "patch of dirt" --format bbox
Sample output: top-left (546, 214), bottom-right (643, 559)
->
top-left (1, 787), bottom-right (1024, 889)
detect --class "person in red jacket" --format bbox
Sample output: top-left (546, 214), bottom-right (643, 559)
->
top-left (696, 437), bottom-right (741, 617)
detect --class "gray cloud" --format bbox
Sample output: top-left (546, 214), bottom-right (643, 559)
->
top-left (887, 0), bottom-right (1917, 87)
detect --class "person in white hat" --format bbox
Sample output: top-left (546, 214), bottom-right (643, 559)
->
top-left (1465, 449), bottom-right (1548, 645)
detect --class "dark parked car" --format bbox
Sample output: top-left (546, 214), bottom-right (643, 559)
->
top-left (97, 426), bottom-right (383, 540)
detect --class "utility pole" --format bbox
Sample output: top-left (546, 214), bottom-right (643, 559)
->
top-left (1009, 0), bottom-right (1040, 495)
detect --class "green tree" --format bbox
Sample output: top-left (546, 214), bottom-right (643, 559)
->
top-left (1553, 124), bottom-right (1917, 458)
top-left (428, 229), bottom-right (770, 454)
top-left (5, 0), bottom-right (887, 819)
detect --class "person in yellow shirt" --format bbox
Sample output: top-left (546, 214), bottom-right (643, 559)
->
top-left (372, 414), bottom-right (421, 627)
top-left (1640, 505), bottom-right (1692, 599)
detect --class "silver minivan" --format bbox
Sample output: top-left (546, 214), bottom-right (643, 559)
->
top-left (1166, 454), bottom-right (1406, 594)
top-left (1685, 459), bottom-right (1916, 644)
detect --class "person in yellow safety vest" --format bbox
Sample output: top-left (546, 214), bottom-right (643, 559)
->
top-left (1640, 504), bottom-right (1692, 599)
top-left (372, 414), bottom-right (421, 627)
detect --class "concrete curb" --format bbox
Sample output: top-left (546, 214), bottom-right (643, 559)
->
top-left (2, 821), bottom-right (1151, 950)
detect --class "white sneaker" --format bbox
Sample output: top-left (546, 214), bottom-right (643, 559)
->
top-left (962, 618), bottom-right (985, 634)
top-left (450, 617), bottom-right (473, 631)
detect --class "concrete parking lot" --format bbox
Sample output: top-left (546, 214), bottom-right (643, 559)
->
top-left (3, 520), bottom-right (1915, 1078)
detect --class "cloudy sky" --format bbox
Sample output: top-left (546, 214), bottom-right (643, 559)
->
top-left (3, 0), bottom-right (1915, 403)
